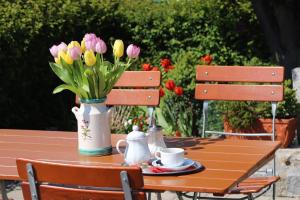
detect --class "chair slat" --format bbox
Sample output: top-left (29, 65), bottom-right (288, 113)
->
top-left (195, 84), bottom-right (284, 101)
top-left (75, 71), bottom-right (161, 105)
top-left (228, 176), bottom-right (279, 194)
top-left (17, 159), bottom-right (144, 189)
top-left (21, 183), bottom-right (146, 200)
top-left (196, 66), bottom-right (284, 82)
top-left (115, 71), bottom-right (160, 87)
top-left (106, 89), bottom-right (160, 106)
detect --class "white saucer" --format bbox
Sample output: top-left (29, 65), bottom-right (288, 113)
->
top-left (152, 158), bottom-right (195, 171)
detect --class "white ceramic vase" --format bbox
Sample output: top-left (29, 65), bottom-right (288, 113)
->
top-left (72, 98), bottom-right (114, 156)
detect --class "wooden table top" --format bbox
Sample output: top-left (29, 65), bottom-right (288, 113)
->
top-left (0, 129), bottom-right (281, 194)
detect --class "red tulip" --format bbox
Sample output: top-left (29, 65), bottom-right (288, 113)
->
top-left (142, 63), bottom-right (152, 71)
top-left (174, 86), bottom-right (183, 96)
top-left (201, 54), bottom-right (213, 65)
top-left (175, 131), bottom-right (181, 137)
top-left (160, 58), bottom-right (171, 67)
top-left (165, 80), bottom-right (176, 91)
top-left (163, 65), bottom-right (175, 72)
top-left (151, 66), bottom-right (160, 71)
top-left (159, 87), bottom-right (165, 97)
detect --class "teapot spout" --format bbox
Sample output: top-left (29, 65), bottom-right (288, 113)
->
top-left (71, 107), bottom-right (79, 120)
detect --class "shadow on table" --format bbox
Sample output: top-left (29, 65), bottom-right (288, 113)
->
top-left (164, 137), bottom-right (225, 150)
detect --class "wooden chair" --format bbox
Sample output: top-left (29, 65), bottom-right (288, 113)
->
top-left (76, 71), bottom-right (161, 126)
top-left (16, 158), bottom-right (146, 200)
top-left (76, 71), bottom-right (161, 106)
top-left (193, 65), bottom-right (284, 200)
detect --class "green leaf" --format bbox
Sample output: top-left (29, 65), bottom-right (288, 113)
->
top-left (53, 84), bottom-right (79, 95)
top-left (49, 62), bottom-right (73, 85)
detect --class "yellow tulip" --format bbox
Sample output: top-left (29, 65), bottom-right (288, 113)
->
top-left (81, 40), bottom-right (86, 52)
top-left (58, 51), bottom-right (73, 65)
top-left (68, 41), bottom-right (81, 49)
top-left (113, 39), bottom-right (124, 58)
top-left (84, 50), bottom-right (96, 67)
top-left (54, 57), bottom-right (60, 64)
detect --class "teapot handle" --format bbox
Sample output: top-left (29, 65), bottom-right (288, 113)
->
top-left (116, 139), bottom-right (126, 155)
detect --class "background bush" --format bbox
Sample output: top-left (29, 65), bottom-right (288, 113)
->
top-left (0, 0), bottom-right (273, 131)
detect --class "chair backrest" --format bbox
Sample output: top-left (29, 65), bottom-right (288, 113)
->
top-left (17, 158), bottom-right (146, 200)
top-left (76, 71), bottom-right (161, 106)
top-left (195, 65), bottom-right (284, 139)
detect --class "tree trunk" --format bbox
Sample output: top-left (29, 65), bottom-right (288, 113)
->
top-left (251, 0), bottom-right (300, 79)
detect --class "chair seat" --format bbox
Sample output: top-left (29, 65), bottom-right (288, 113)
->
top-left (228, 176), bottom-right (280, 194)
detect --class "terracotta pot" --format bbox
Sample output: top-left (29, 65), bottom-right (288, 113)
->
top-left (224, 118), bottom-right (297, 148)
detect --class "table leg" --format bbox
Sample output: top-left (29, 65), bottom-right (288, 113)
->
top-left (192, 192), bottom-right (198, 200)
top-left (0, 180), bottom-right (9, 200)
top-left (156, 192), bottom-right (162, 200)
top-left (147, 192), bottom-right (151, 200)
top-left (176, 192), bottom-right (184, 200)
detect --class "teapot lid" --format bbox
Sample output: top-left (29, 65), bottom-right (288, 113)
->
top-left (127, 125), bottom-right (146, 140)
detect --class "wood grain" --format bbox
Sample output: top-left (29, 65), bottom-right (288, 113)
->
top-left (0, 129), bottom-right (281, 194)
top-left (106, 89), bottom-right (160, 106)
top-left (196, 66), bottom-right (284, 82)
top-left (114, 71), bottom-right (160, 87)
top-left (195, 84), bottom-right (283, 101)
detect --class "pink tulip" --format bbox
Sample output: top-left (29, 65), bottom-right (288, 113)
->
top-left (83, 33), bottom-right (97, 42)
top-left (49, 45), bottom-right (59, 57)
top-left (85, 38), bottom-right (97, 51)
top-left (68, 46), bottom-right (82, 60)
top-left (95, 39), bottom-right (107, 54)
top-left (126, 44), bottom-right (140, 58)
top-left (57, 42), bottom-right (67, 52)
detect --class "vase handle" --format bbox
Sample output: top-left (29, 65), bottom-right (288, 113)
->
top-left (116, 139), bottom-right (126, 155)
top-left (71, 107), bottom-right (79, 120)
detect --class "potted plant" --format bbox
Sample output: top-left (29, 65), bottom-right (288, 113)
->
top-left (218, 79), bottom-right (300, 148)
top-left (49, 33), bottom-right (140, 155)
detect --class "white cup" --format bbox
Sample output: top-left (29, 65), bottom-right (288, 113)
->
top-left (155, 148), bottom-right (185, 167)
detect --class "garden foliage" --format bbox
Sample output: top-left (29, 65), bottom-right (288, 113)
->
top-left (217, 80), bottom-right (300, 130)
top-left (0, 0), bottom-right (272, 131)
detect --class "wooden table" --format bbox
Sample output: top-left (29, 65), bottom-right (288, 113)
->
top-left (0, 129), bottom-right (281, 196)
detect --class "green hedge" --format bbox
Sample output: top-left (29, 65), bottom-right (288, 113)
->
top-left (0, 0), bottom-right (273, 130)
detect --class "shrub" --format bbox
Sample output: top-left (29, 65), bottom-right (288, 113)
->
top-left (155, 51), bottom-right (203, 137)
top-left (0, 0), bottom-right (272, 130)
top-left (217, 80), bottom-right (300, 130)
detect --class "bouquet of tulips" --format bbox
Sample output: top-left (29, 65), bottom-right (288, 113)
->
top-left (49, 33), bottom-right (140, 101)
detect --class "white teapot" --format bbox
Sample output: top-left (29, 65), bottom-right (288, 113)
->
top-left (116, 125), bottom-right (151, 165)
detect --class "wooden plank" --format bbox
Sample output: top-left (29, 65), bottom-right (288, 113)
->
top-left (17, 158), bottom-right (144, 189)
top-left (228, 176), bottom-right (280, 194)
top-left (195, 84), bottom-right (283, 101)
top-left (196, 66), bottom-right (284, 82)
top-left (106, 89), bottom-right (159, 106)
top-left (114, 71), bottom-right (160, 87)
top-left (144, 176), bottom-right (234, 193)
top-left (21, 184), bottom-right (146, 200)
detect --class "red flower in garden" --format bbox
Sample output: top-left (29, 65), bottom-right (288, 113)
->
top-left (174, 86), bottom-right (183, 96)
top-left (163, 65), bottom-right (175, 72)
top-left (200, 54), bottom-right (213, 65)
top-left (159, 87), bottom-right (165, 97)
top-left (142, 63), bottom-right (153, 71)
top-left (151, 66), bottom-right (160, 71)
top-left (160, 58), bottom-right (171, 68)
top-left (165, 79), bottom-right (176, 91)
top-left (175, 130), bottom-right (181, 137)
